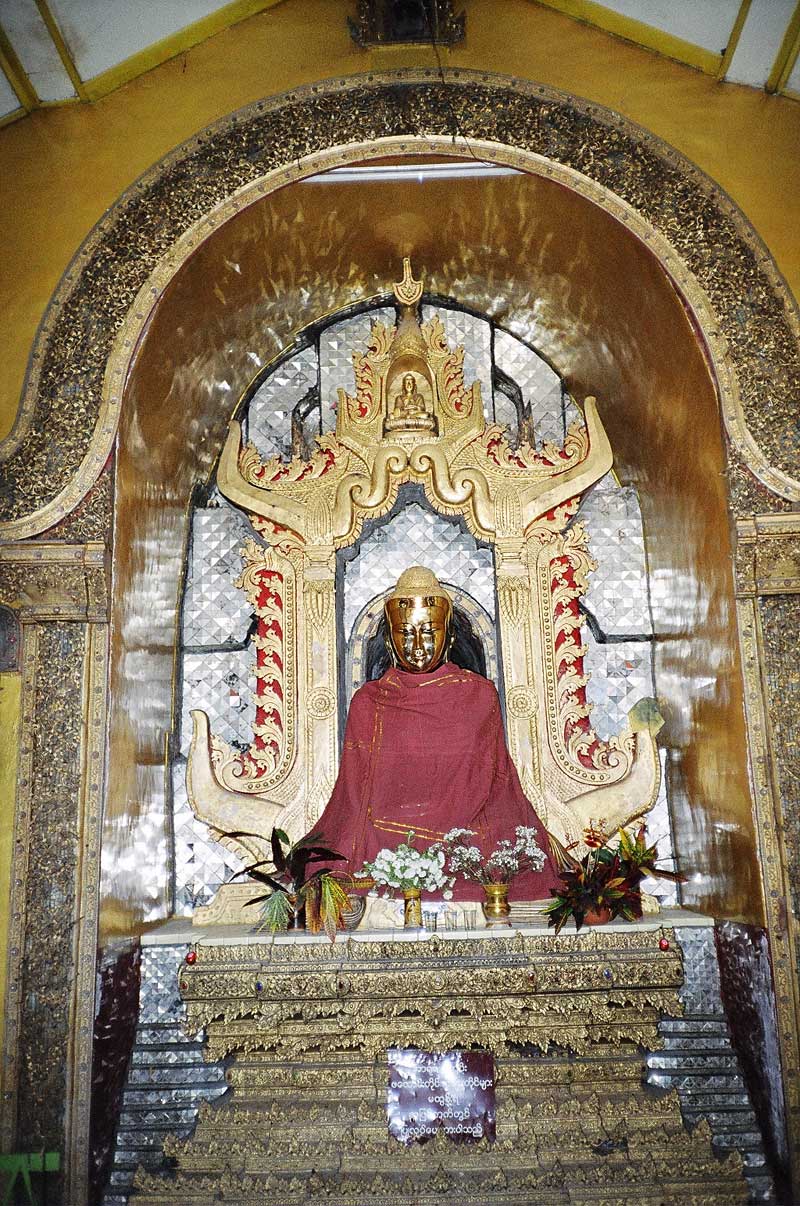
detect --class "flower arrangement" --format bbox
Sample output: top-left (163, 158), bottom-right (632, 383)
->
top-left (431, 826), bottom-right (547, 886)
top-left (544, 821), bottom-right (684, 934)
top-left (360, 832), bottom-right (454, 896)
top-left (230, 826), bottom-right (353, 939)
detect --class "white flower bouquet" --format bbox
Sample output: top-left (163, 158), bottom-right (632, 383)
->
top-left (360, 832), bottom-right (455, 897)
top-left (431, 826), bottom-right (547, 886)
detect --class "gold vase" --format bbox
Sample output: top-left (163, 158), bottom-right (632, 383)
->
top-left (403, 887), bottom-right (423, 928)
top-left (482, 882), bottom-right (512, 927)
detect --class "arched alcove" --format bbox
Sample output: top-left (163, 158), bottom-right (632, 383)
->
top-left (102, 143), bottom-right (758, 936)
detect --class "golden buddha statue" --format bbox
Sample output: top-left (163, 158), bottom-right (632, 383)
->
top-left (384, 564), bottom-right (452, 670)
top-left (311, 566), bottom-right (558, 901)
top-left (391, 372), bottom-right (428, 421)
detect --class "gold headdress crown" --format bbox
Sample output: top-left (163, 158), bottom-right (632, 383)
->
top-left (390, 565), bottom-right (451, 601)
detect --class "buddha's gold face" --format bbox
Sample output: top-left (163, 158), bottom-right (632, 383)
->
top-left (385, 594), bottom-right (452, 673)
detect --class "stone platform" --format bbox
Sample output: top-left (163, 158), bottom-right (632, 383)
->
top-left (124, 913), bottom-right (769, 1205)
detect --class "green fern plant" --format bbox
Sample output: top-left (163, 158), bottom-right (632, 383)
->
top-left (227, 826), bottom-right (352, 939)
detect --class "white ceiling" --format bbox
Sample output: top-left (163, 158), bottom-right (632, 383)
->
top-left (0, 0), bottom-right (798, 121)
top-left (594, 0), bottom-right (743, 54)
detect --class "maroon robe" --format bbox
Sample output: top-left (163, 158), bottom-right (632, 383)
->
top-left (314, 662), bottom-right (558, 901)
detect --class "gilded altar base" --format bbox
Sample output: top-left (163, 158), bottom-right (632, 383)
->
top-left (132, 918), bottom-right (751, 1205)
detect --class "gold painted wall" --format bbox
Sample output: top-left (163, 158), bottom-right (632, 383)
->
top-left (0, 0), bottom-right (799, 445)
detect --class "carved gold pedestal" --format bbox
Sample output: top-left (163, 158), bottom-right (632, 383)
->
top-left (133, 925), bottom-right (748, 1204)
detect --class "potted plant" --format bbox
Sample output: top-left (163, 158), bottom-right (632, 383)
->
top-left (232, 827), bottom-right (355, 939)
top-left (544, 822), bottom-right (684, 934)
top-left (359, 832), bottom-right (455, 927)
top-left (430, 826), bottom-right (548, 926)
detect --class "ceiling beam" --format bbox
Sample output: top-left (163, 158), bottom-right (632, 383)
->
top-left (766, 0), bottom-right (800, 93)
top-left (33, 0), bottom-right (88, 101)
top-left (717, 0), bottom-right (753, 81)
top-left (0, 22), bottom-right (39, 111)
top-left (0, 106), bottom-right (25, 129)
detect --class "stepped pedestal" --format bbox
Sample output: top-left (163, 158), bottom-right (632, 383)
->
top-left (126, 913), bottom-right (766, 1205)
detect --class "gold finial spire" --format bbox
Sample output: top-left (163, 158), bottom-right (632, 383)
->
top-left (393, 257), bottom-right (423, 309)
top-left (389, 257), bottom-right (427, 365)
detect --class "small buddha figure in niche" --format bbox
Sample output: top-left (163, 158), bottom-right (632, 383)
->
top-left (312, 566), bottom-right (558, 901)
top-left (384, 369), bottom-right (437, 435)
top-left (392, 371), bottom-right (427, 419)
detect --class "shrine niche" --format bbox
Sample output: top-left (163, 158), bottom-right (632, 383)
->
top-left (183, 260), bottom-right (665, 905)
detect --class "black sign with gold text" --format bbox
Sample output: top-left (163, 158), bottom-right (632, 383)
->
top-left (387, 1049), bottom-right (496, 1144)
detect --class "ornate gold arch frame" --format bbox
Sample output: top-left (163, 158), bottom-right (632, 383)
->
top-left (2, 72), bottom-right (799, 536)
top-left (0, 71), bottom-right (799, 1201)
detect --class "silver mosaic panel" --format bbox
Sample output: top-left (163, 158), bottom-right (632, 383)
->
top-left (492, 385), bottom-right (519, 442)
top-left (424, 304), bottom-right (492, 419)
top-left (173, 757), bottom-right (243, 916)
top-left (182, 505), bottom-right (255, 648)
top-left (247, 345), bottom-right (318, 459)
top-left (179, 646), bottom-right (255, 758)
top-left (579, 475), bottom-right (652, 636)
top-left (493, 328), bottom-right (563, 446)
top-left (644, 928), bottom-right (774, 1201)
top-left (102, 943), bottom-right (228, 1205)
top-left (676, 926), bottom-right (725, 1016)
top-left (139, 943), bottom-right (188, 1026)
top-left (319, 309), bottom-right (392, 432)
top-left (342, 501), bottom-right (495, 639)
top-left (583, 630), bottom-right (654, 742)
top-left (640, 749), bottom-right (678, 908)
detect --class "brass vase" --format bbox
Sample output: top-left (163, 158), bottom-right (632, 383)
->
top-left (482, 882), bottom-right (512, 927)
top-left (403, 887), bottom-right (423, 928)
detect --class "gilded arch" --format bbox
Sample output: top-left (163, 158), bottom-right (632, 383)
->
top-left (1, 69), bottom-right (799, 543)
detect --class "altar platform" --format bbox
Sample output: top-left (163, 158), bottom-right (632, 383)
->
top-left (113, 911), bottom-right (772, 1206)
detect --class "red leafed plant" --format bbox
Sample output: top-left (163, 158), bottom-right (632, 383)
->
top-left (544, 822), bottom-right (685, 934)
top-left (229, 826), bottom-right (353, 940)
